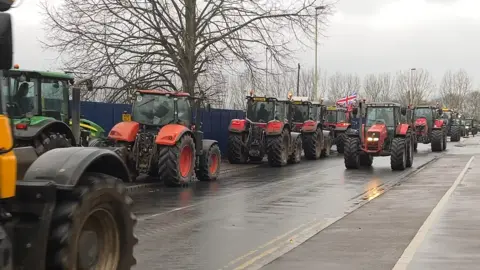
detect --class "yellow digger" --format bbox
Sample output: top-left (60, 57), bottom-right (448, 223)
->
top-left (1, 5), bottom-right (137, 270)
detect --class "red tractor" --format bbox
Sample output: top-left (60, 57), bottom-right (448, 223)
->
top-left (344, 102), bottom-right (414, 170)
top-left (94, 90), bottom-right (221, 186)
top-left (291, 96), bottom-right (332, 159)
top-left (323, 105), bottom-right (353, 153)
top-left (413, 105), bottom-right (447, 152)
top-left (227, 92), bottom-right (271, 163)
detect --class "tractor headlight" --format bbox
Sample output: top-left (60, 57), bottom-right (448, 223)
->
top-left (466, 126), bottom-right (470, 129)
top-left (367, 137), bottom-right (379, 142)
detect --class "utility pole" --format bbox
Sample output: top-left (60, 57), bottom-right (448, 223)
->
top-left (410, 68), bottom-right (416, 105)
top-left (296, 63), bottom-right (301, 96)
top-left (313, 5), bottom-right (326, 101)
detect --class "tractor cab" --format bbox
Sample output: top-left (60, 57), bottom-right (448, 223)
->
top-left (413, 105), bottom-right (442, 135)
top-left (324, 106), bottom-right (348, 129)
top-left (1, 67), bottom-right (104, 147)
top-left (127, 90), bottom-right (193, 130)
top-left (245, 94), bottom-right (279, 127)
top-left (290, 96), bottom-right (311, 132)
top-left (362, 102), bottom-right (406, 153)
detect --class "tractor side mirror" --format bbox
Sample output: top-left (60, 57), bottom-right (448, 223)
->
top-left (401, 107), bottom-right (407, 115)
top-left (206, 103), bottom-right (212, 112)
top-left (0, 13), bottom-right (12, 70)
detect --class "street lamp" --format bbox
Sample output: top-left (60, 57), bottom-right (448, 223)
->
top-left (410, 68), bottom-right (416, 105)
top-left (313, 5), bottom-right (326, 101)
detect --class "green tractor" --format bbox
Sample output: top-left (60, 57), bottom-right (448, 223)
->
top-left (1, 67), bottom-right (105, 155)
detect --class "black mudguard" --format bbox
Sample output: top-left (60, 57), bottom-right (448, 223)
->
top-left (14, 119), bottom-right (76, 145)
top-left (23, 147), bottom-right (131, 187)
top-left (201, 139), bottom-right (218, 153)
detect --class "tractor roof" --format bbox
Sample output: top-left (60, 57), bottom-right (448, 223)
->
top-left (290, 96), bottom-right (310, 102)
top-left (7, 69), bottom-right (74, 80)
top-left (311, 101), bottom-right (324, 106)
top-left (366, 102), bottom-right (401, 107)
top-left (326, 106), bottom-right (338, 111)
top-left (415, 105), bottom-right (436, 109)
top-left (136, 89), bottom-right (190, 97)
top-left (291, 100), bottom-right (311, 105)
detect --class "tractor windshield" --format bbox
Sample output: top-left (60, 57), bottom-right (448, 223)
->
top-left (246, 100), bottom-right (275, 123)
top-left (132, 94), bottom-right (175, 126)
top-left (41, 79), bottom-right (69, 121)
top-left (366, 107), bottom-right (395, 127)
top-left (292, 104), bottom-right (309, 122)
top-left (325, 110), bottom-right (336, 122)
top-left (414, 108), bottom-right (432, 121)
top-left (337, 110), bottom-right (347, 122)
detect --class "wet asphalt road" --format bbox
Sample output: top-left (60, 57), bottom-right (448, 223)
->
top-left (131, 143), bottom-right (447, 270)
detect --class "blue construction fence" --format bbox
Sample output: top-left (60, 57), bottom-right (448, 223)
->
top-left (79, 101), bottom-right (244, 156)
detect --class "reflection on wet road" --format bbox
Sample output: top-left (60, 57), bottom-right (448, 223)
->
top-left (132, 144), bottom-right (443, 270)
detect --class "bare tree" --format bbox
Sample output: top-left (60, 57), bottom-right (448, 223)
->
top-left (42, 0), bottom-right (332, 103)
top-left (362, 73), bottom-right (393, 102)
top-left (394, 69), bottom-right (434, 105)
top-left (326, 72), bottom-right (361, 102)
top-left (464, 91), bottom-right (480, 119)
top-left (439, 69), bottom-right (473, 110)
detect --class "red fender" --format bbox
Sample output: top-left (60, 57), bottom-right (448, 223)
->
top-left (302, 120), bottom-right (317, 132)
top-left (414, 117), bottom-right (427, 127)
top-left (155, 124), bottom-right (191, 146)
top-left (395, 123), bottom-right (410, 136)
top-left (108, 121), bottom-right (140, 142)
top-left (433, 119), bottom-right (444, 129)
top-left (266, 120), bottom-right (284, 135)
top-left (228, 119), bottom-right (247, 133)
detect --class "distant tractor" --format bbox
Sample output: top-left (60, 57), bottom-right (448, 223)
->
top-left (263, 92), bottom-right (303, 167)
top-left (2, 67), bottom-right (105, 155)
top-left (227, 91), bottom-right (270, 164)
top-left (323, 105), bottom-right (353, 153)
top-left (344, 102), bottom-right (414, 170)
top-left (449, 115), bottom-right (464, 142)
top-left (461, 119), bottom-right (470, 137)
top-left (469, 118), bottom-right (479, 136)
top-left (290, 96), bottom-right (332, 159)
top-left (95, 90), bottom-right (220, 186)
top-left (413, 105), bottom-right (447, 152)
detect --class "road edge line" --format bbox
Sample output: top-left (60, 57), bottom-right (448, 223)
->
top-left (392, 155), bottom-right (475, 270)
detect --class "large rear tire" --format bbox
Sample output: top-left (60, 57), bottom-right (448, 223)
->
top-left (157, 134), bottom-right (196, 186)
top-left (46, 172), bottom-right (137, 270)
top-left (34, 132), bottom-right (72, 156)
top-left (344, 137), bottom-right (360, 169)
top-left (266, 129), bottom-right (289, 167)
top-left (227, 133), bottom-right (247, 164)
top-left (196, 143), bottom-right (221, 181)
top-left (431, 129), bottom-right (444, 152)
top-left (303, 129), bottom-right (322, 160)
top-left (391, 137), bottom-right (407, 171)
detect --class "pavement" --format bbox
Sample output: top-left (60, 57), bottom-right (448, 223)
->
top-left (130, 140), bottom-right (448, 270)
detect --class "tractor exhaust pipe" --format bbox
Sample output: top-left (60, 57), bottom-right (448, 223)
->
top-left (71, 78), bottom-right (93, 145)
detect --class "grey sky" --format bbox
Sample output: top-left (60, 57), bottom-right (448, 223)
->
top-left (8, 0), bottom-right (480, 84)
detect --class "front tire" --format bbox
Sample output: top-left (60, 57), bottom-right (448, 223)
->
top-left (431, 129), bottom-right (444, 152)
top-left (288, 136), bottom-right (302, 164)
top-left (391, 137), bottom-right (407, 171)
top-left (336, 132), bottom-right (347, 154)
top-left (196, 144), bottom-right (221, 181)
top-left (46, 172), bottom-right (137, 270)
top-left (158, 134), bottom-right (196, 186)
top-left (344, 137), bottom-right (360, 169)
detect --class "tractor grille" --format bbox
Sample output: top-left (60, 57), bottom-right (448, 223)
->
top-left (367, 143), bottom-right (379, 151)
top-left (134, 132), bottom-right (157, 174)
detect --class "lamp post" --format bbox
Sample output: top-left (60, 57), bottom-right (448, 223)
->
top-left (314, 5), bottom-right (326, 101)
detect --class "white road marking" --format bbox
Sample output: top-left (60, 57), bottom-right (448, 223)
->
top-left (392, 155), bottom-right (475, 270)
